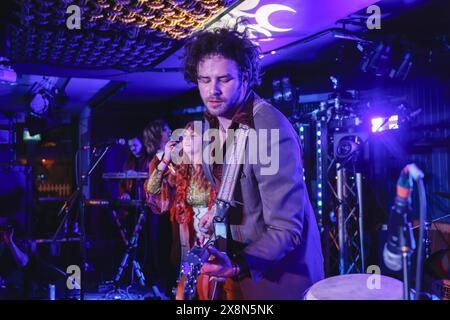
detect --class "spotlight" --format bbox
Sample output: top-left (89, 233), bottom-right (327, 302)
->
top-left (25, 78), bottom-right (69, 135)
top-left (28, 89), bottom-right (51, 118)
top-left (281, 76), bottom-right (293, 102)
top-left (371, 115), bottom-right (399, 133)
top-left (335, 136), bottom-right (362, 159)
top-left (360, 41), bottom-right (414, 80)
top-left (391, 50), bottom-right (413, 80)
top-left (360, 42), bottom-right (392, 77)
top-left (272, 79), bottom-right (282, 104)
top-left (0, 57), bottom-right (17, 84)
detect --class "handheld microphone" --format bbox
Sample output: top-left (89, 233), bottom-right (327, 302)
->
top-left (173, 136), bottom-right (183, 145)
top-left (163, 136), bottom-right (183, 174)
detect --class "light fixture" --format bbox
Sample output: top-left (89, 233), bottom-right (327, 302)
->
top-left (371, 115), bottom-right (399, 133)
top-left (272, 79), bottom-right (282, 104)
top-left (10, 0), bottom-right (238, 71)
top-left (316, 121), bottom-right (323, 218)
top-left (29, 90), bottom-right (51, 118)
top-left (281, 76), bottom-right (293, 102)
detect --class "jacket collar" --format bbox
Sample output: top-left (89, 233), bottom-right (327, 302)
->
top-left (203, 90), bottom-right (255, 129)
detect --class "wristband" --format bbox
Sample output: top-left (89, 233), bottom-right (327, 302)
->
top-left (161, 158), bottom-right (170, 166)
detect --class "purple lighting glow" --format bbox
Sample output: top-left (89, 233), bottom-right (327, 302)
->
top-left (371, 115), bottom-right (399, 133)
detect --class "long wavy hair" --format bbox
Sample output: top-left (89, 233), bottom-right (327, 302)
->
top-left (172, 122), bottom-right (215, 225)
top-left (143, 119), bottom-right (168, 159)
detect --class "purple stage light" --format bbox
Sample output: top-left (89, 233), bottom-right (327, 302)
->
top-left (371, 115), bottom-right (399, 133)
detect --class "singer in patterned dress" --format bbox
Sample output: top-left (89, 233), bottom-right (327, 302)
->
top-left (145, 121), bottom-right (216, 262)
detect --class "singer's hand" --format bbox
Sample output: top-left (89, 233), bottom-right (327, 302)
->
top-left (163, 140), bottom-right (178, 162)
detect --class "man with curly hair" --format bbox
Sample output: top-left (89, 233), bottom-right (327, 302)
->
top-left (182, 27), bottom-right (324, 300)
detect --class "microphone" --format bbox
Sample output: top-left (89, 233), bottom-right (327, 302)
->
top-left (101, 138), bottom-right (126, 146)
top-left (383, 164), bottom-right (417, 271)
top-left (82, 138), bottom-right (126, 150)
top-left (172, 136), bottom-right (183, 145)
top-left (162, 136), bottom-right (183, 174)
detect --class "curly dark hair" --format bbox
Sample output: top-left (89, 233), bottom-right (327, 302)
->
top-left (183, 27), bottom-right (261, 88)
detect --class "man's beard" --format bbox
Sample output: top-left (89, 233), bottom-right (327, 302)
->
top-left (206, 101), bottom-right (229, 116)
top-left (205, 84), bottom-right (245, 118)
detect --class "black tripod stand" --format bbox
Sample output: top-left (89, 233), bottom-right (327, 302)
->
top-left (52, 145), bottom-right (111, 300)
top-left (105, 180), bottom-right (148, 299)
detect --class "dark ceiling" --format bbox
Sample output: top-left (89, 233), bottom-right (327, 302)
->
top-left (0, 0), bottom-right (446, 117)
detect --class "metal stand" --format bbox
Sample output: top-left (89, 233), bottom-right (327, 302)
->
top-left (105, 182), bottom-right (148, 299)
top-left (356, 171), bottom-right (365, 272)
top-left (52, 146), bottom-right (111, 300)
top-left (112, 208), bottom-right (147, 287)
top-left (332, 137), bottom-right (367, 275)
top-left (399, 222), bottom-right (414, 300)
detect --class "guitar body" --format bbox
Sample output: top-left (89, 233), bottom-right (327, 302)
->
top-left (173, 245), bottom-right (209, 300)
top-left (174, 237), bottom-right (228, 300)
top-left (197, 274), bottom-right (227, 300)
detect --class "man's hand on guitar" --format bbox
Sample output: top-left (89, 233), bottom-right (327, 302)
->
top-left (199, 208), bottom-right (214, 234)
top-left (200, 246), bottom-right (238, 279)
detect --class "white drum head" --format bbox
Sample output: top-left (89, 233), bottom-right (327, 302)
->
top-left (305, 273), bottom-right (403, 300)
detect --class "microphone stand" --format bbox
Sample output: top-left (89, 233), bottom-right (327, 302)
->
top-left (399, 220), bottom-right (414, 300)
top-left (52, 145), bottom-right (111, 300)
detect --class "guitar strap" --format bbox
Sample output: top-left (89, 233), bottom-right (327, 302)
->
top-left (202, 96), bottom-right (267, 244)
top-left (213, 122), bottom-right (250, 241)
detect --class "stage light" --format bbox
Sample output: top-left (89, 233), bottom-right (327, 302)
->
top-left (316, 121), bottom-right (324, 218)
top-left (23, 128), bottom-right (41, 142)
top-left (10, 1), bottom-right (237, 71)
top-left (272, 79), bottom-right (282, 104)
top-left (391, 50), bottom-right (413, 80)
top-left (360, 42), bottom-right (392, 77)
top-left (371, 115), bottom-right (399, 133)
top-left (281, 76), bottom-right (293, 102)
top-left (335, 137), bottom-right (361, 159)
top-left (0, 57), bottom-right (17, 84)
top-left (371, 117), bottom-right (383, 132)
top-left (29, 90), bottom-right (51, 118)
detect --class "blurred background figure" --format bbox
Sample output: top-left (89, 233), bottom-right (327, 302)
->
top-left (0, 217), bottom-right (29, 299)
top-left (143, 120), bottom-right (174, 296)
